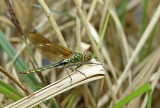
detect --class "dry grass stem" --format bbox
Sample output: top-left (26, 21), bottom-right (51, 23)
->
top-left (37, 0), bottom-right (67, 47)
top-left (115, 4), bottom-right (160, 94)
top-left (1, 0), bottom-right (160, 107)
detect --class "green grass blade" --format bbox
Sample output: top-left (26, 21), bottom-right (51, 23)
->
top-left (32, 4), bottom-right (75, 19)
top-left (144, 24), bottom-right (157, 58)
top-left (67, 92), bottom-right (77, 108)
top-left (0, 80), bottom-right (24, 101)
top-left (98, 5), bottom-right (111, 49)
top-left (141, 0), bottom-right (148, 34)
top-left (52, 98), bottom-right (60, 108)
top-left (139, 0), bottom-right (148, 62)
top-left (117, 0), bottom-right (127, 28)
top-left (0, 30), bottom-right (41, 91)
top-left (93, 4), bottom-right (111, 57)
top-left (112, 82), bottom-right (152, 108)
top-left (147, 86), bottom-right (152, 108)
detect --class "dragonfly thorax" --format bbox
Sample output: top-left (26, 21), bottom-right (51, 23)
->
top-left (67, 51), bottom-right (92, 64)
top-left (69, 52), bottom-right (83, 63)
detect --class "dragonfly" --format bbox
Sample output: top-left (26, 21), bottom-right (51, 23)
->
top-left (19, 29), bottom-right (93, 81)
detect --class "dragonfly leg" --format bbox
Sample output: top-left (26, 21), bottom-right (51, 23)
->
top-left (65, 68), bottom-right (72, 85)
top-left (75, 65), bottom-right (87, 78)
top-left (68, 66), bottom-right (87, 79)
top-left (75, 68), bottom-right (87, 78)
top-left (86, 62), bottom-right (101, 65)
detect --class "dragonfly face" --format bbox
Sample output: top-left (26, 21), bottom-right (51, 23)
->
top-left (82, 51), bottom-right (92, 63)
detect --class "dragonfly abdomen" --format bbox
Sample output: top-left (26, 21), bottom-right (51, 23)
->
top-left (19, 61), bottom-right (63, 74)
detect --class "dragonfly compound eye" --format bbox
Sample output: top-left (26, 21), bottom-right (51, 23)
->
top-left (83, 51), bottom-right (92, 62)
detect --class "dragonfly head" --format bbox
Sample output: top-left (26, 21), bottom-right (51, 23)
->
top-left (83, 51), bottom-right (92, 63)
top-left (68, 51), bottom-right (92, 64)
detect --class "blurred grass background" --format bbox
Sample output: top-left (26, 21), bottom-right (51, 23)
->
top-left (0, 0), bottom-right (160, 108)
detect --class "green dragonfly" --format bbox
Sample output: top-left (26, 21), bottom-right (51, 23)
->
top-left (20, 29), bottom-right (93, 81)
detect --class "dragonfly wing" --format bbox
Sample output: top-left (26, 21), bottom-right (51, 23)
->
top-left (26, 32), bottom-right (73, 63)
top-left (36, 44), bottom-right (64, 63)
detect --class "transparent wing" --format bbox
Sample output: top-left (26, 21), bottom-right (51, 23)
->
top-left (25, 32), bottom-right (73, 63)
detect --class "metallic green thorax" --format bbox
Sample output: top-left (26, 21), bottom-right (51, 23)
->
top-left (70, 53), bottom-right (83, 63)
top-left (19, 51), bottom-right (92, 74)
